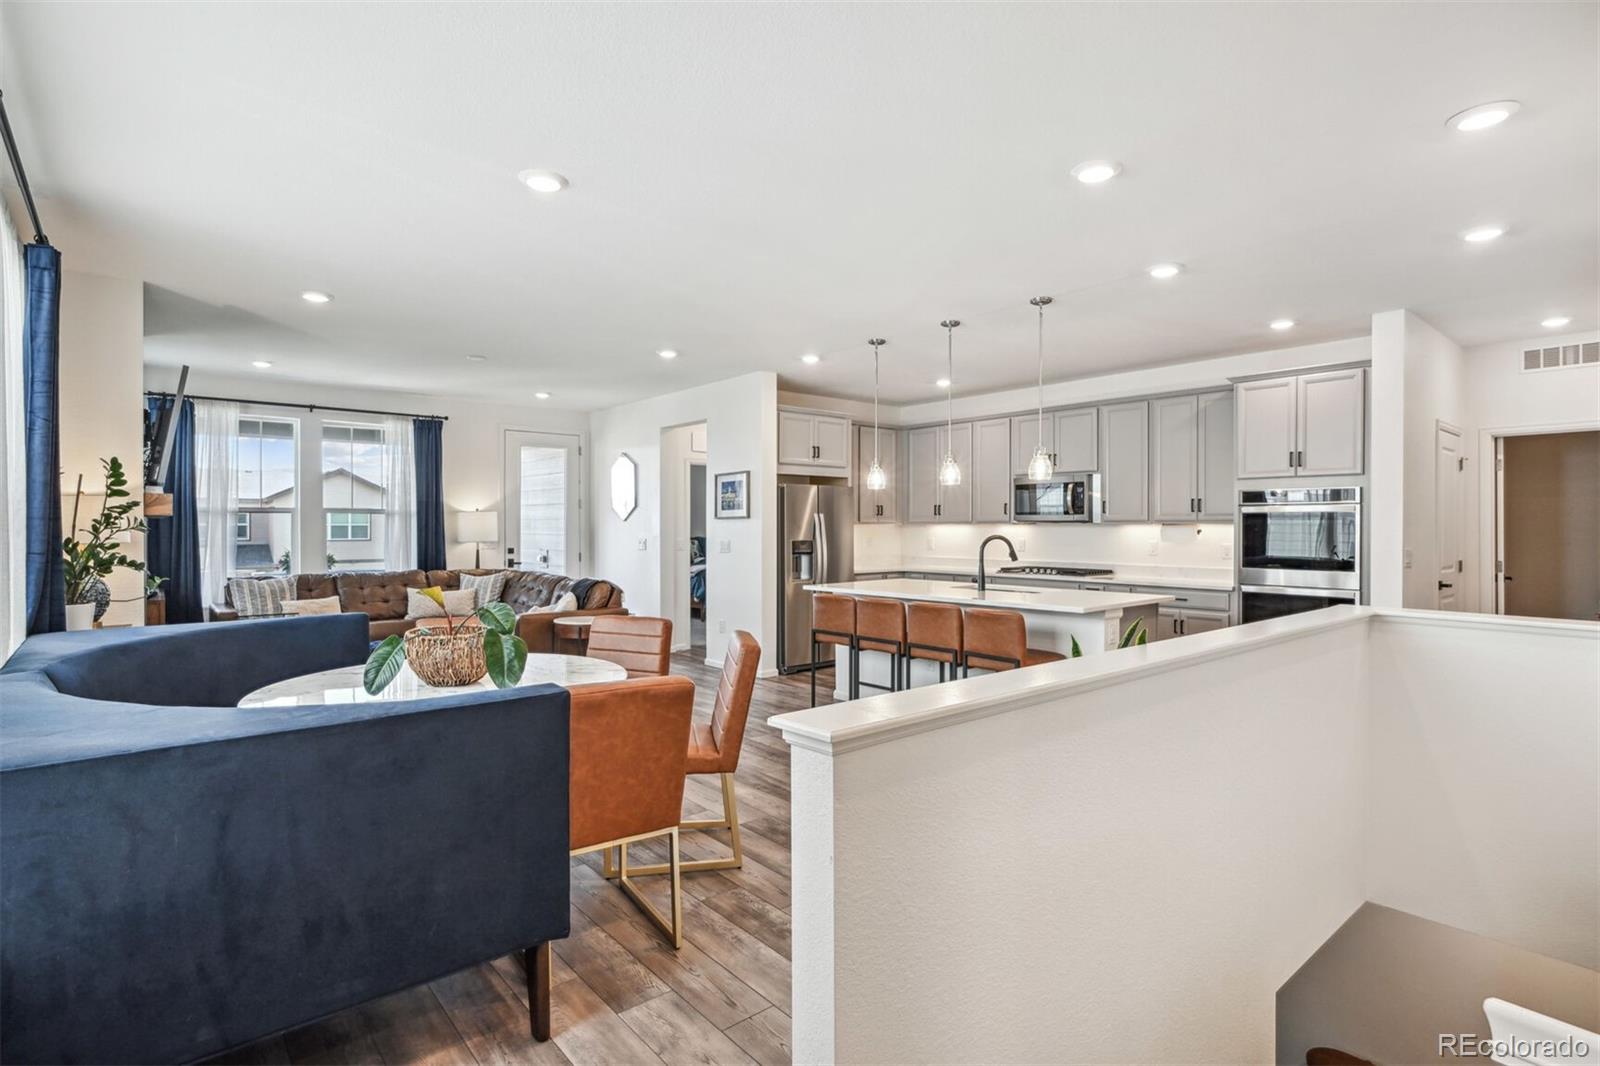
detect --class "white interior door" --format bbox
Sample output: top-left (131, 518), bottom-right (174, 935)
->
top-left (504, 430), bottom-right (582, 575)
top-left (1434, 423), bottom-right (1464, 610)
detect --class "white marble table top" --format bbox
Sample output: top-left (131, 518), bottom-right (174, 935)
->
top-left (237, 653), bottom-right (627, 707)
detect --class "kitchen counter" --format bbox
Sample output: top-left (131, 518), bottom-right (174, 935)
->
top-left (805, 578), bottom-right (1173, 615)
top-left (853, 564), bottom-right (1236, 593)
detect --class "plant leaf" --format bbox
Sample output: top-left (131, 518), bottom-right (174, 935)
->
top-left (1069, 634), bottom-right (1082, 658)
top-left (497, 634), bottom-right (528, 688)
top-left (475, 601), bottom-right (516, 635)
top-left (363, 635), bottom-right (406, 694)
top-left (420, 586), bottom-right (447, 611)
top-left (1119, 617), bottom-right (1147, 649)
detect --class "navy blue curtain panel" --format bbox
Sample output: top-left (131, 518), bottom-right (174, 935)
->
top-left (413, 417), bottom-right (447, 570)
top-left (144, 396), bottom-right (202, 623)
top-left (23, 242), bottom-right (63, 635)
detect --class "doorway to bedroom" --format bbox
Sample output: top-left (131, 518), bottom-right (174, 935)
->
top-left (689, 459), bottom-right (707, 652)
top-left (659, 421), bottom-right (709, 656)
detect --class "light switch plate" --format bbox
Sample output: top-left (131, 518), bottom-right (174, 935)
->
top-left (719, 539), bottom-right (732, 554)
top-left (717, 619), bottom-right (727, 634)
top-left (636, 537), bottom-right (648, 551)
top-left (1403, 548), bottom-right (1414, 569)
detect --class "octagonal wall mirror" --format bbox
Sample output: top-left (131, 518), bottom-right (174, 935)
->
top-left (610, 453), bottom-right (638, 520)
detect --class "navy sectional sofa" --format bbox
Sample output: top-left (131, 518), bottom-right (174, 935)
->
top-left (0, 616), bottom-right (571, 1064)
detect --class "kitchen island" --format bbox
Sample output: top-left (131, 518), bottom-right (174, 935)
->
top-left (803, 578), bottom-right (1174, 699)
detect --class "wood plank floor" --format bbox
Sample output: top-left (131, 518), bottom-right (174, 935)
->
top-left (212, 653), bottom-right (825, 1066)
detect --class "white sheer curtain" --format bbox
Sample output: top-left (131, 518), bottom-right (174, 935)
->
top-left (0, 202), bottom-right (25, 655)
top-left (382, 416), bottom-right (416, 571)
top-left (194, 399), bottom-right (240, 609)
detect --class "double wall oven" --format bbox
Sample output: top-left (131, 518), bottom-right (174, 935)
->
top-left (1238, 487), bottom-right (1362, 623)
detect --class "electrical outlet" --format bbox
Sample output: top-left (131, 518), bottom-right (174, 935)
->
top-left (717, 619), bottom-right (727, 634)
top-left (636, 537), bottom-right (648, 551)
top-left (719, 539), bottom-right (732, 554)
top-left (1146, 540), bottom-right (1159, 556)
top-left (1220, 544), bottom-right (1232, 561)
top-left (926, 535), bottom-right (936, 551)
top-left (1016, 537), bottom-right (1026, 552)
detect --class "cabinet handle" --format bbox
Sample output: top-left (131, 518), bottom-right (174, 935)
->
top-left (1289, 449), bottom-right (1295, 469)
top-left (1003, 502), bottom-right (1009, 516)
top-left (1197, 496), bottom-right (1203, 513)
top-left (1297, 449), bottom-right (1304, 468)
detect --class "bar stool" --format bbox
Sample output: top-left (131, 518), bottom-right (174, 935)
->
top-left (960, 607), bottom-right (1066, 676)
top-left (811, 592), bottom-right (857, 706)
top-left (854, 598), bottom-right (908, 695)
top-left (906, 601), bottom-right (964, 684)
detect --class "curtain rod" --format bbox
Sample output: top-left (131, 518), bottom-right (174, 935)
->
top-left (144, 390), bottom-right (448, 422)
top-left (0, 90), bottom-right (47, 245)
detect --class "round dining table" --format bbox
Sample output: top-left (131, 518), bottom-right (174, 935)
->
top-left (237, 653), bottom-right (626, 707)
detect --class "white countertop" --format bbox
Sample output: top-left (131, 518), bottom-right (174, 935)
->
top-left (852, 563), bottom-right (1236, 592)
top-left (804, 578), bottom-right (1173, 615)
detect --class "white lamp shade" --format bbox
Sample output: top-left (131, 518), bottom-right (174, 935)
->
top-left (456, 510), bottom-right (499, 543)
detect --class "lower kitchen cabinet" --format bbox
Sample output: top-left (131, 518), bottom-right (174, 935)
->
top-left (1156, 607), bottom-right (1230, 639)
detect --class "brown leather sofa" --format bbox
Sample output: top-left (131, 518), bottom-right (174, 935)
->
top-left (209, 569), bottom-right (626, 650)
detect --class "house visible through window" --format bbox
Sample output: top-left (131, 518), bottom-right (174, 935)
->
top-left (234, 417), bottom-right (297, 576)
top-left (321, 422), bottom-right (387, 571)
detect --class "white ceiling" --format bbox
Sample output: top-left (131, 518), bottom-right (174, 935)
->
top-left (3, 3), bottom-right (1595, 410)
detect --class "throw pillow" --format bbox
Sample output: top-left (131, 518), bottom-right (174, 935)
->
top-left (460, 570), bottom-right (508, 608)
top-left (405, 587), bottom-right (479, 619)
top-left (528, 591), bottom-right (579, 615)
top-left (279, 596), bottom-right (342, 616)
top-left (228, 576), bottom-right (297, 617)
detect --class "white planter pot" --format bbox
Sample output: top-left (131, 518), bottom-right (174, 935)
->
top-left (65, 603), bottom-right (96, 631)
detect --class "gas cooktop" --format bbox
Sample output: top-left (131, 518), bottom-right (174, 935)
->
top-left (996, 565), bottom-right (1116, 578)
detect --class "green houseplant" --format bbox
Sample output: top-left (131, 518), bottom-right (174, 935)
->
top-left (1068, 615), bottom-right (1149, 658)
top-left (62, 457), bottom-right (147, 630)
top-left (363, 588), bottom-right (528, 693)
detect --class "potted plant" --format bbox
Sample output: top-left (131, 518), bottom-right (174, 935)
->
top-left (363, 588), bottom-right (528, 693)
top-left (62, 457), bottom-right (147, 631)
top-left (1067, 616), bottom-right (1149, 657)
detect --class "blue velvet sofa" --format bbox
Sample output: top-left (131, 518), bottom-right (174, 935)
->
top-left (0, 615), bottom-right (571, 1064)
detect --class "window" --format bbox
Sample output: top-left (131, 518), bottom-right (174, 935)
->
top-left (326, 511), bottom-right (372, 542)
top-left (234, 417), bottom-right (297, 576)
top-left (322, 422), bottom-right (388, 571)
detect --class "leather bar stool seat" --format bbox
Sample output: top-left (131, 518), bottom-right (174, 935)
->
top-left (811, 592), bottom-right (857, 705)
top-left (854, 598), bottom-right (908, 694)
top-left (906, 601), bottom-right (964, 683)
top-left (960, 607), bottom-right (1066, 675)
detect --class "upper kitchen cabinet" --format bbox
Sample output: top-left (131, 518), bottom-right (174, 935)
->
top-left (856, 423), bottom-right (899, 524)
top-left (905, 426), bottom-right (941, 523)
top-left (973, 417), bottom-right (1013, 522)
top-left (778, 407), bottom-right (851, 471)
top-left (935, 422), bottom-right (974, 523)
top-left (1150, 391), bottom-right (1234, 521)
top-left (1010, 414), bottom-right (1051, 476)
top-left (1235, 368), bottom-right (1365, 479)
top-left (1009, 407), bottom-right (1096, 476)
top-left (1098, 400), bottom-right (1149, 522)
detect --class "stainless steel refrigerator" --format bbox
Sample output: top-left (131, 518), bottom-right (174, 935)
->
top-left (777, 482), bottom-right (855, 673)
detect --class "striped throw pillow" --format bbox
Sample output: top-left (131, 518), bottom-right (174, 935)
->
top-left (460, 571), bottom-right (508, 608)
top-left (228, 576), bottom-right (298, 617)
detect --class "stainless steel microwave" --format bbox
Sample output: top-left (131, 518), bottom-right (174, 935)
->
top-left (1013, 472), bottom-right (1102, 523)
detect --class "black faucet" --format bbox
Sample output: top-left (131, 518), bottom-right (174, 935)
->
top-left (977, 534), bottom-right (1019, 594)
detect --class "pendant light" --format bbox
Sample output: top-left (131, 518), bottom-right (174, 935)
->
top-left (1027, 296), bottom-right (1055, 481)
top-left (938, 319), bottom-right (962, 487)
top-left (865, 338), bottom-right (889, 490)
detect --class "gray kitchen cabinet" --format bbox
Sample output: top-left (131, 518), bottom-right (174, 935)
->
top-left (1157, 606), bottom-right (1230, 639)
top-left (906, 426), bottom-right (941, 523)
top-left (1235, 368), bottom-right (1365, 478)
top-left (856, 423), bottom-right (899, 524)
top-left (973, 417), bottom-right (1014, 522)
top-left (1054, 408), bottom-right (1099, 471)
top-left (1151, 390), bottom-right (1234, 521)
top-left (778, 409), bottom-right (816, 465)
top-left (1098, 400), bottom-right (1149, 522)
top-left (1010, 414), bottom-right (1051, 476)
top-left (935, 422), bottom-right (973, 523)
top-left (778, 407), bottom-right (851, 470)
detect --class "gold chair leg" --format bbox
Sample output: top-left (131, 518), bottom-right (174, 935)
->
top-left (601, 828), bottom-right (684, 949)
top-left (631, 772), bottom-right (744, 876)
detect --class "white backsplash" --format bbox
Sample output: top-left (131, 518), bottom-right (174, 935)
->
top-left (855, 520), bottom-right (1235, 575)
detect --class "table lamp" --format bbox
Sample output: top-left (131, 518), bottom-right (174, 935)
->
top-left (456, 510), bottom-right (499, 568)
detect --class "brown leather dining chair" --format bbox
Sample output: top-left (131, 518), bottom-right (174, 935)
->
top-left (630, 631), bottom-right (761, 878)
top-left (961, 607), bottom-right (1065, 675)
top-left (567, 675), bottom-right (695, 947)
top-left (587, 615), bottom-right (672, 677)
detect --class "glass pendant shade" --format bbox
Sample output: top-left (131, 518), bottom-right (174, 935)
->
top-left (1027, 444), bottom-right (1054, 482)
top-left (865, 458), bottom-right (887, 491)
top-left (938, 453), bottom-right (962, 486)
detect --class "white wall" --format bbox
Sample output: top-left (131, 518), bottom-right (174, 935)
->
top-left (773, 608), bottom-right (1599, 1063)
top-left (143, 367), bottom-right (590, 573)
top-left (62, 270), bottom-right (146, 626)
top-left (588, 373), bottom-right (778, 667)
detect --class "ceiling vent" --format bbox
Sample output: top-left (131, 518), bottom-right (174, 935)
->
top-left (1522, 342), bottom-right (1599, 372)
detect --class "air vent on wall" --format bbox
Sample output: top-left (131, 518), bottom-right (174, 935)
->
top-left (1522, 342), bottom-right (1599, 372)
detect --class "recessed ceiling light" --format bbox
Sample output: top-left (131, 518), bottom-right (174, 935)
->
top-left (1448, 101), bottom-right (1520, 133)
top-left (935, 377), bottom-right (952, 389)
top-left (1541, 316), bottom-right (1571, 329)
top-left (1148, 262), bottom-right (1183, 280)
top-left (657, 349), bottom-right (678, 360)
top-left (1462, 225), bottom-right (1505, 243)
top-left (1270, 319), bottom-right (1295, 331)
top-left (801, 353), bottom-right (820, 365)
top-left (465, 354), bottom-right (487, 363)
top-left (300, 290), bottom-right (332, 304)
top-left (251, 360), bottom-right (273, 369)
top-left (1071, 160), bottom-right (1122, 185)
top-left (517, 169), bottom-right (569, 193)
top-left (534, 391), bottom-right (551, 400)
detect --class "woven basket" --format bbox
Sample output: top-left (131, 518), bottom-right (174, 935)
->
top-left (403, 626), bottom-right (487, 687)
